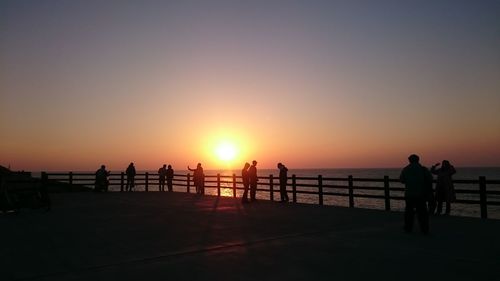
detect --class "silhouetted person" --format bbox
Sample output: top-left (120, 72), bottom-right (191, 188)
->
top-left (241, 162), bottom-right (250, 203)
top-left (166, 165), bottom-right (174, 192)
top-left (126, 162), bottom-right (136, 192)
top-left (400, 154), bottom-right (432, 234)
top-left (95, 165), bottom-right (110, 192)
top-left (278, 163), bottom-right (289, 202)
top-left (431, 160), bottom-right (456, 216)
top-left (158, 164), bottom-right (167, 192)
top-left (188, 163), bottom-right (205, 195)
top-left (248, 160), bottom-right (258, 202)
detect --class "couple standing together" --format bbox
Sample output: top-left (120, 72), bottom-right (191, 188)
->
top-left (241, 161), bottom-right (289, 203)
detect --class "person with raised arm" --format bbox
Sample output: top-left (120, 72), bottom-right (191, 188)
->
top-left (431, 160), bottom-right (456, 216)
top-left (188, 163), bottom-right (205, 195)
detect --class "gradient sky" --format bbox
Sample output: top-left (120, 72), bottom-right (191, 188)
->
top-left (1, 0), bottom-right (499, 171)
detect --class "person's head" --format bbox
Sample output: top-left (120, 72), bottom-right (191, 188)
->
top-left (243, 162), bottom-right (250, 169)
top-left (252, 160), bottom-right (257, 166)
top-left (168, 165), bottom-right (172, 169)
top-left (163, 164), bottom-right (166, 168)
top-left (197, 163), bottom-right (202, 168)
top-left (101, 165), bottom-right (106, 170)
top-left (130, 162), bottom-right (134, 166)
top-left (442, 160), bottom-right (451, 169)
top-left (277, 162), bottom-right (282, 169)
top-left (408, 154), bottom-right (420, 164)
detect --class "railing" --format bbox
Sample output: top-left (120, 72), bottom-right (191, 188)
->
top-left (42, 172), bottom-right (500, 219)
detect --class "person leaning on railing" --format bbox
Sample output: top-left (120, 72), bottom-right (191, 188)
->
top-left (95, 165), bottom-right (110, 192)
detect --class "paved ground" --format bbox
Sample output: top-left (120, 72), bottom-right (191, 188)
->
top-left (1, 192), bottom-right (499, 281)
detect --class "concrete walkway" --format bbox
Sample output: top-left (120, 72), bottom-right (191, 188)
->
top-left (1, 192), bottom-right (499, 280)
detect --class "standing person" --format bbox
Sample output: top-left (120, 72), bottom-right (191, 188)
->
top-left (158, 164), bottom-right (167, 192)
top-left (277, 163), bottom-right (289, 203)
top-left (95, 165), bottom-right (110, 192)
top-left (431, 160), bottom-right (456, 216)
top-left (400, 154), bottom-right (433, 234)
top-left (241, 162), bottom-right (251, 203)
top-left (166, 165), bottom-right (174, 192)
top-left (188, 163), bottom-right (205, 195)
top-left (248, 160), bottom-right (258, 202)
top-left (126, 162), bottom-right (136, 192)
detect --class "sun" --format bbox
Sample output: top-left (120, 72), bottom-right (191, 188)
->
top-left (215, 142), bottom-right (237, 162)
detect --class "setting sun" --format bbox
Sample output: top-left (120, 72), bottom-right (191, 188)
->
top-left (215, 142), bottom-right (237, 162)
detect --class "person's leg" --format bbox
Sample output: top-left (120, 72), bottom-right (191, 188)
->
top-left (436, 200), bottom-right (443, 215)
top-left (242, 183), bottom-right (249, 202)
top-left (168, 180), bottom-right (173, 192)
top-left (416, 199), bottom-right (429, 234)
top-left (427, 193), bottom-right (436, 215)
top-left (445, 199), bottom-right (451, 215)
top-left (250, 183), bottom-right (256, 201)
top-left (404, 199), bottom-right (415, 232)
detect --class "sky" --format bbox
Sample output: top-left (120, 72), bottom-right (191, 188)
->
top-left (1, 0), bottom-right (499, 171)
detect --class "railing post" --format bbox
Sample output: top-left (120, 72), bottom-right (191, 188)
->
top-left (120, 172), bottom-right (124, 192)
top-left (233, 173), bottom-right (237, 198)
top-left (145, 172), bottom-right (149, 192)
top-left (187, 173), bottom-right (190, 193)
top-left (318, 175), bottom-right (323, 205)
top-left (217, 173), bottom-right (221, 196)
top-left (348, 175), bottom-right (354, 208)
top-left (69, 172), bottom-right (73, 192)
top-left (384, 176), bottom-right (390, 211)
top-left (479, 176), bottom-right (487, 219)
top-left (292, 174), bottom-right (297, 203)
top-left (269, 174), bottom-right (274, 201)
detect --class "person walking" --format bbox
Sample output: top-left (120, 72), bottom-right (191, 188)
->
top-left (125, 162), bottom-right (136, 192)
top-left (166, 165), bottom-right (174, 192)
top-left (431, 160), bottom-right (456, 216)
top-left (241, 162), bottom-right (251, 203)
top-left (158, 164), bottom-right (167, 192)
top-left (277, 163), bottom-right (289, 202)
top-left (188, 163), bottom-right (205, 195)
top-left (400, 154), bottom-right (433, 234)
top-left (248, 160), bottom-right (258, 202)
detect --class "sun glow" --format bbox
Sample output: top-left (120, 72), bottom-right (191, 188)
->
top-left (215, 142), bottom-right (237, 162)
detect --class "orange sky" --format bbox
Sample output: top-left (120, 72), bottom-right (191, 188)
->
top-left (1, 1), bottom-right (500, 171)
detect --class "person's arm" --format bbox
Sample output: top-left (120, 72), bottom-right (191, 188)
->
top-left (187, 166), bottom-right (194, 172)
top-left (399, 169), bottom-right (405, 183)
top-left (430, 164), bottom-right (439, 174)
top-left (450, 166), bottom-right (456, 176)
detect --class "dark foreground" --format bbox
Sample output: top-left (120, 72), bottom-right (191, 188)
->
top-left (1, 192), bottom-right (499, 281)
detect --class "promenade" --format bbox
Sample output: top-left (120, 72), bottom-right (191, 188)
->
top-left (2, 192), bottom-right (499, 281)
